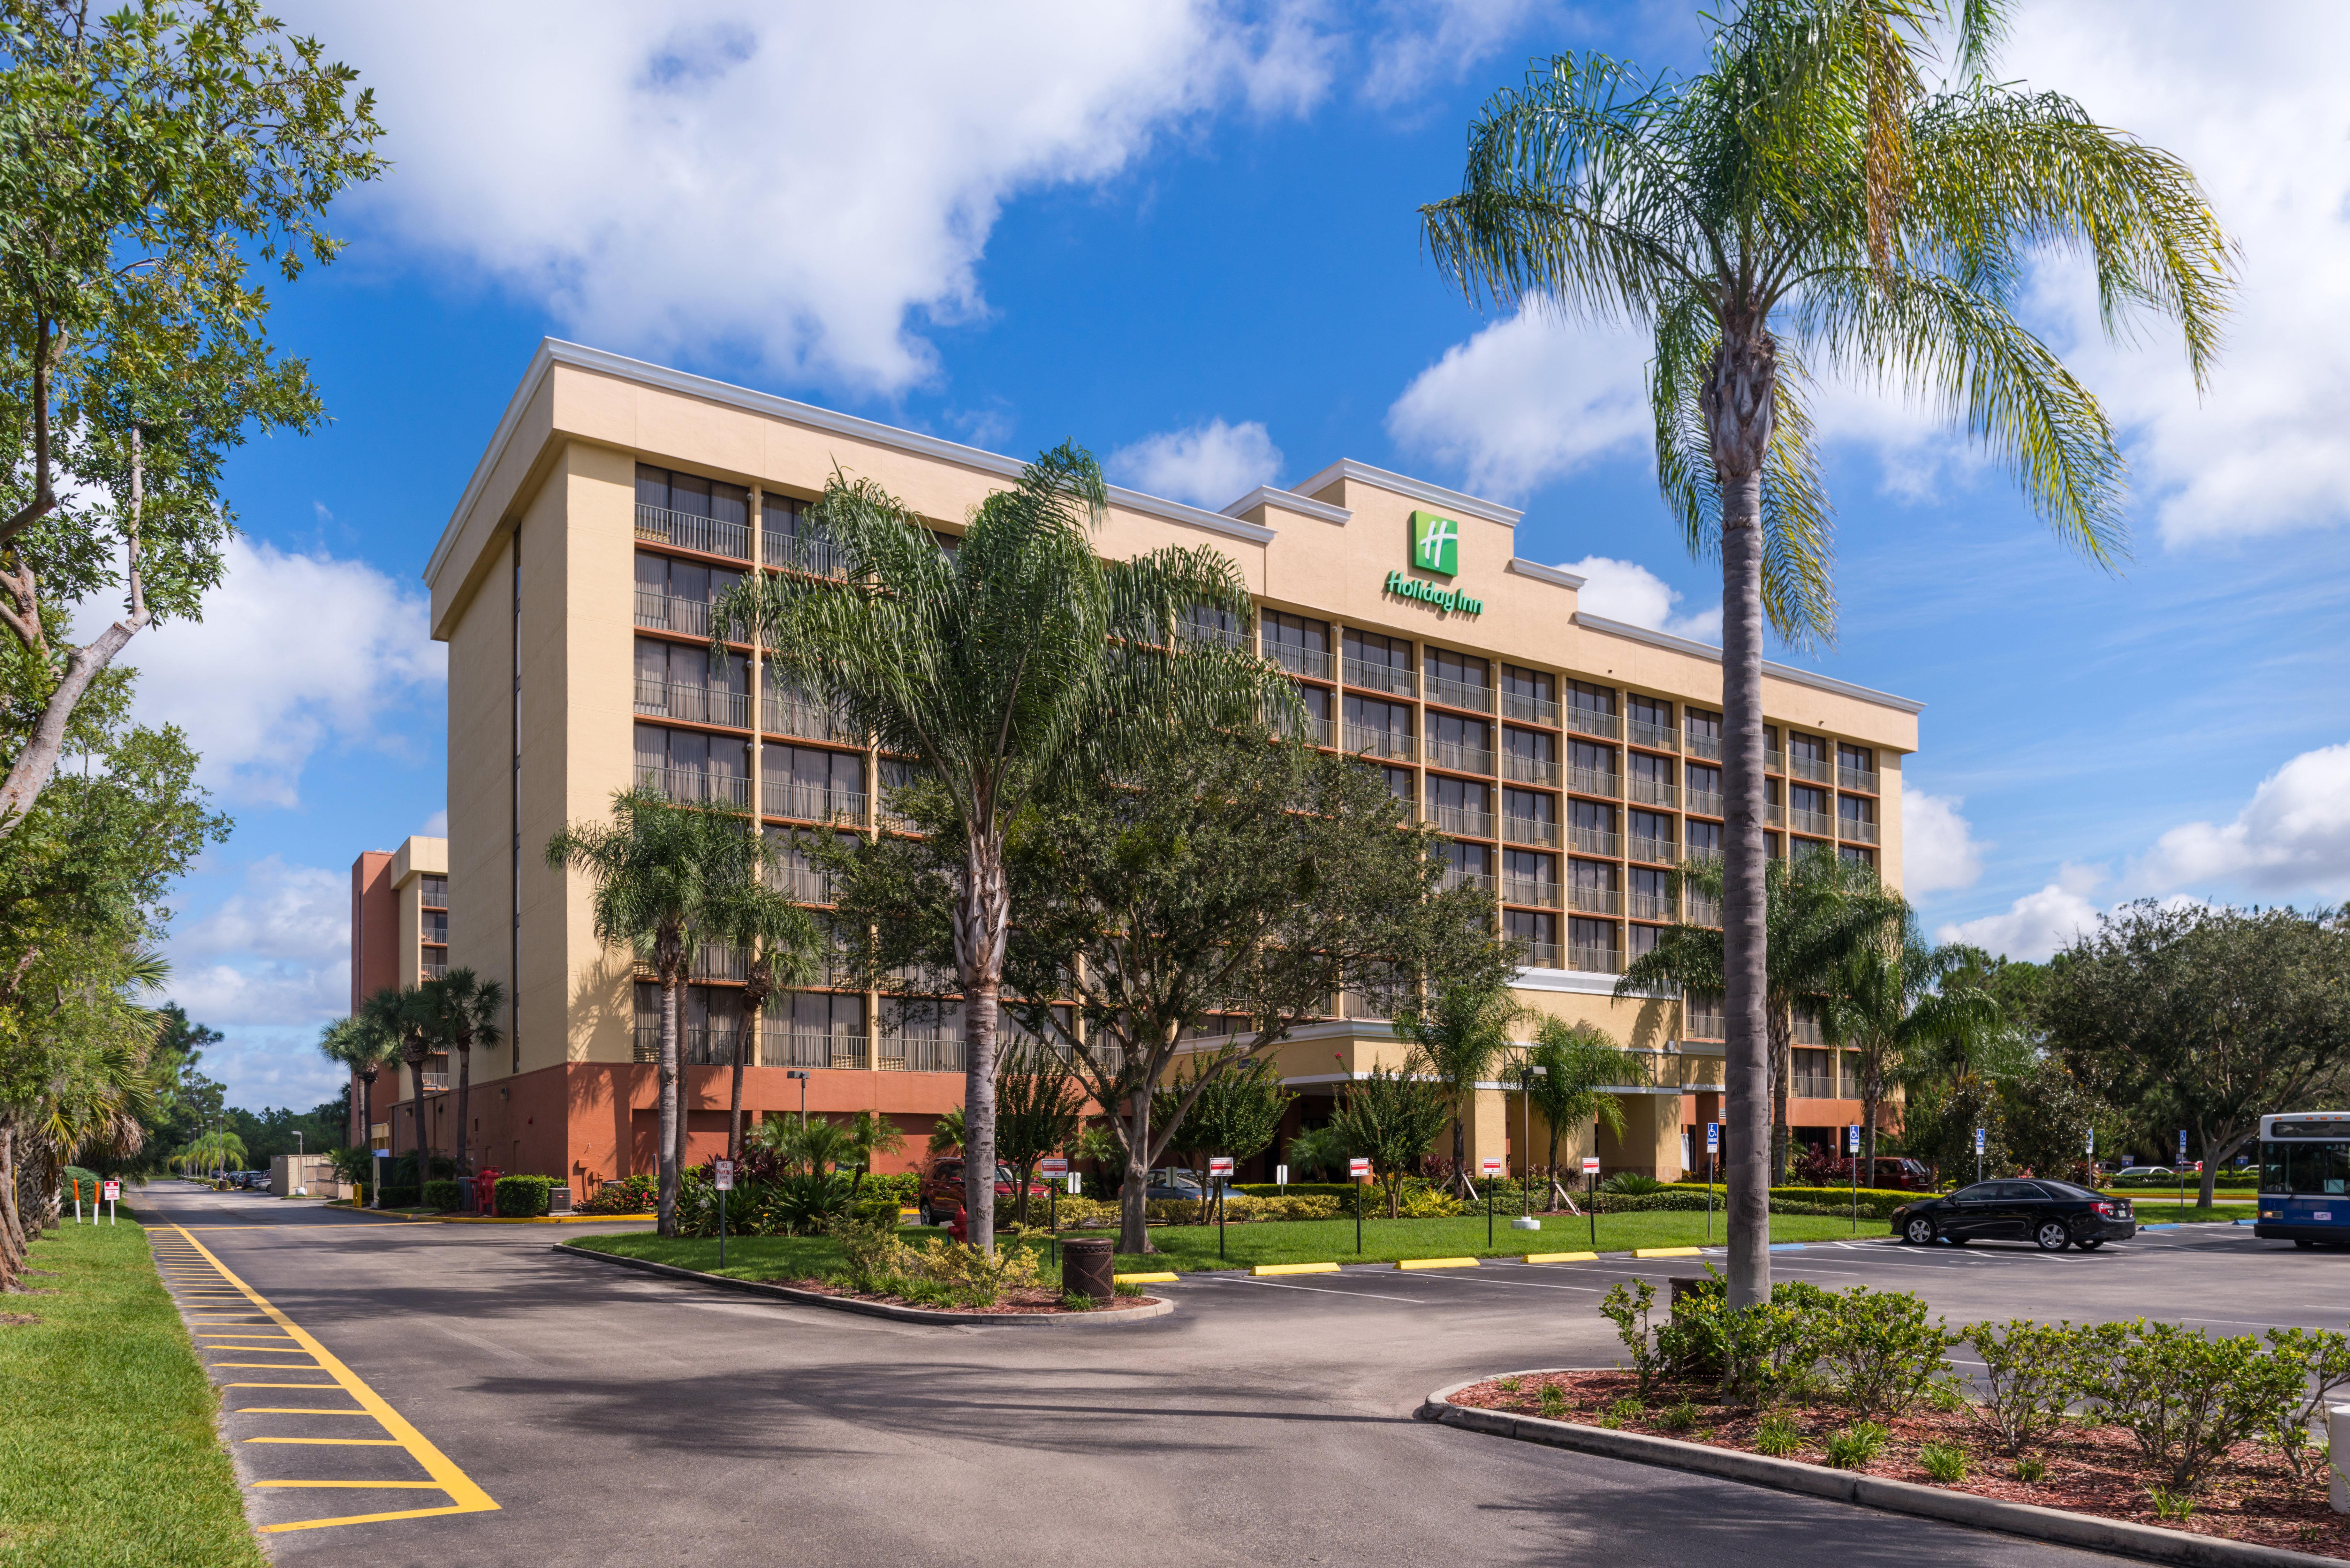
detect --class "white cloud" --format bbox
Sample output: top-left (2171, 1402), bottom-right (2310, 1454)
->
top-left (177, 856), bottom-right (349, 965)
top-left (1902, 790), bottom-right (1985, 897)
top-left (2130, 742), bottom-right (2350, 898)
top-left (420, 809), bottom-right (449, 838)
top-left (1109, 418), bottom-right (1283, 508)
top-left (1560, 555), bottom-right (1721, 642)
top-left (1936, 863), bottom-right (2105, 961)
top-left (166, 856), bottom-right (353, 1111)
top-left (109, 538), bottom-right (444, 807)
top-left (1360, 0), bottom-right (1549, 109)
top-left (1385, 303), bottom-right (1652, 499)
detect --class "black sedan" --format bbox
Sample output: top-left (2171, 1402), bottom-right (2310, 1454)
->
top-left (1891, 1180), bottom-right (2136, 1251)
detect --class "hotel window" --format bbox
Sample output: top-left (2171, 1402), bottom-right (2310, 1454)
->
top-left (1505, 908), bottom-right (1558, 966)
top-left (421, 907), bottom-right (449, 944)
top-left (1627, 749), bottom-right (1674, 806)
top-left (1764, 724), bottom-right (1782, 772)
top-left (1628, 864), bottom-right (1672, 920)
top-left (1294, 682), bottom-right (1332, 743)
top-left (1502, 847), bottom-right (1558, 904)
top-left (1788, 731), bottom-right (1830, 782)
top-left (1424, 645), bottom-right (1491, 711)
top-left (793, 991), bottom-right (873, 1054)
top-left (1685, 705), bottom-right (1723, 760)
top-left (1685, 990), bottom-right (1726, 1039)
top-left (1441, 840), bottom-right (1491, 891)
top-left (1565, 737), bottom-right (1612, 794)
top-left (1181, 602), bottom-right (1247, 651)
top-left (1262, 610), bottom-right (1330, 679)
top-left (1500, 663), bottom-right (1557, 725)
top-left (1566, 678), bottom-right (1618, 737)
top-left (1502, 787), bottom-right (1556, 846)
top-left (1427, 711), bottom-right (1492, 773)
top-left (1342, 628), bottom-right (1414, 694)
top-left (1839, 844), bottom-right (1876, 870)
top-left (1343, 694), bottom-right (1413, 759)
top-left (1790, 783), bottom-right (1830, 835)
top-left (635, 723), bottom-right (750, 806)
top-left (1629, 922), bottom-right (1661, 958)
top-left (1839, 794), bottom-right (1875, 832)
top-left (635, 465), bottom-right (751, 561)
top-left (1569, 855), bottom-right (1618, 917)
top-left (1686, 818), bottom-right (1723, 857)
top-left (1793, 1047), bottom-right (1835, 1098)
top-left (1568, 916), bottom-right (1618, 969)
top-left (420, 875), bottom-right (448, 908)
top-left (1379, 765), bottom-right (1414, 802)
top-left (635, 638), bottom-right (748, 728)
top-left (634, 552), bottom-right (746, 637)
top-left (762, 492), bottom-right (840, 577)
top-left (1629, 809), bottom-right (1675, 862)
top-left (1627, 693), bottom-right (1674, 750)
top-left (764, 745), bottom-right (865, 823)
top-left (1568, 797), bottom-right (1615, 834)
top-left (1686, 762), bottom-right (1722, 816)
top-left (1426, 774), bottom-right (1491, 837)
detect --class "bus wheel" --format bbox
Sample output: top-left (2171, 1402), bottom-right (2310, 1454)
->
top-left (2294, 1238), bottom-right (2317, 1249)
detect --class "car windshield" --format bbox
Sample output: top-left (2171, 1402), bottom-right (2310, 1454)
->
top-left (1952, 1183), bottom-right (1998, 1201)
top-left (2037, 1180), bottom-right (2098, 1199)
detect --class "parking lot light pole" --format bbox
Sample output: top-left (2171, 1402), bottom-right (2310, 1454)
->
top-left (786, 1070), bottom-right (810, 1129)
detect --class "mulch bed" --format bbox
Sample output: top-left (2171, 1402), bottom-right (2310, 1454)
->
top-left (771, 1278), bottom-right (1159, 1315)
top-left (1452, 1369), bottom-right (2350, 1560)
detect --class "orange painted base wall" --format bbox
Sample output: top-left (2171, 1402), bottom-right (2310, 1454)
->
top-left (382, 1062), bottom-right (965, 1202)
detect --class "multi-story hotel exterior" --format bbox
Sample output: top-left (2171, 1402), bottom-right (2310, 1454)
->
top-left (345, 834), bottom-right (450, 1150)
top-left (410, 340), bottom-right (1921, 1202)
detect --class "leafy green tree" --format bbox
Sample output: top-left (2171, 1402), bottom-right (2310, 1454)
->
top-left (1821, 922), bottom-right (2000, 1171)
top-left (710, 445), bottom-right (1301, 1253)
top-left (1283, 1122), bottom-right (1346, 1181)
top-left (1526, 1017), bottom-right (1627, 1197)
top-left (1330, 1050), bottom-right (1453, 1219)
top-left (925, 1105), bottom-right (964, 1157)
top-left (545, 788), bottom-right (776, 1237)
top-left (839, 1109), bottom-right (905, 1198)
top-left (418, 969), bottom-right (503, 1178)
top-left (1426, 0), bottom-right (2231, 1305)
top-left (1162, 1054), bottom-right (1291, 1221)
top-left (995, 1057), bottom-right (1082, 1225)
top-left (1396, 978), bottom-right (1525, 1196)
top-left (0, 0), bottom-right (383, 836)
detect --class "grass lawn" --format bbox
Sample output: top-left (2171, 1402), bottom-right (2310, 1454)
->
top-left (2128, 1203), bottom-right (2257, 1224)
top-left (0, 1216), bottom-right (262, 1568)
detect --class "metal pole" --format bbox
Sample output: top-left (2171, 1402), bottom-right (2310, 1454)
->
top-left (1588, 1167), bottom-right (1596, 1252)
top-left (719, 1184), bottom-right (727, 1268)
top-left (1355, 1177), bottom-right (1362, 1255)
top-left (1487, 1171), bottom-right (1493, 1249)
top-left (1707, 1135), bottom-right (1715, 1242)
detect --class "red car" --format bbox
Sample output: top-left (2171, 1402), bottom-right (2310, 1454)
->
top-left (917, 1159), bottom-right (1051, 1227)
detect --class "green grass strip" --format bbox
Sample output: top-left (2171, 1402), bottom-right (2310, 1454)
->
top-left (0, 1216), bottom-right (263, 1568)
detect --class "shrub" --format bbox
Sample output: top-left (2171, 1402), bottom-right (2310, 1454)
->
top-left (1818, 1287), bottom-right (1956, 1418)
top-left (421, 1179), bottom-right (463, 1212)
top-left (2015, 1455), bottom-right (2046, 1484)
top-left (1754, 1414), bottom-right (1801, 1457)
top-left (1598, 1172), bottom-right (1666, 1195)
top-left (2257, 1326), bottom-right (2350, 1481)
top-left (1919, 1442), bottom-right (1967, 1483)
top-left (1538, 1384), bottom-right (1568, 1420)
top-left (493, 1175), bottom-right (558, 1217)
top-left (1656, 1273), bottom-right (1834, 1408)
top-left (2073, 1319), bottom-right (2309, 1493)
top-left (1956, 1319), bottom-right (2084, 1457)
top-left (1599, 1279), bottom-right (1671, 1400)
top-left (1823, 1422), bottom-right (1888, 1469)
top-left (577, 1175), bottom-right (657, 1215)
top-left (1660, 1399), bottom-right (1699, 1432)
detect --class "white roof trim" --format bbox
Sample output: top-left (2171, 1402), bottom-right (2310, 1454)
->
top-left (1290, 458), bottom-right (1523, 526)
top-left (427, 338), bottom-right (1275, 588)
top-left (1574, 612), bottom-right (1926, 716)
top-left (1221, 485), bottom-right (1351, 526)
top-left (1507, 557), bottom-right (1587, 591)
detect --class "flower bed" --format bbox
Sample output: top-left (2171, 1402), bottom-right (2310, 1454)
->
top-left (1450, 1368), bottom-right (2350, 1558)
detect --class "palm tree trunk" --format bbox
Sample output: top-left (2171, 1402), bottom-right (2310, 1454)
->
top-left (454, 1043), bottom-right (472, 1180)
top-left (657, 973), bottom-right (682, 1238)
top-left (729, 1000), bottom-right (758, 1163)
top-left (1712, 334), bottom-right (1774, 1310)
top-left (359, 1073), bottom-right (377, 1206)
top-left (957, 833), bottom-right (1010, 1255)
top-left (0, 1122), bottom-right (26, 1292)
top-left (1769, 1005), bottom-right (1792, 1186)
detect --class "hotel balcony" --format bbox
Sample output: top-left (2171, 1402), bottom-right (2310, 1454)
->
top-left (1628, 775), bottom-right (1678, 809)
top-left (1426, 738), bottom-right (1495, 775)
top-left (1565, 706), bottom-right (1621, 741)
top-left (1567, 884), bottom-right (1621, 916)
top-left (1565, 764), bottom-right (1619, 798)
top-left (1627, 890), bottom-right (1675, 921)
top-left (1789, 807), bottom-right (1835, 838)
top-left (636, 675), bottom-right (749, 729)
top-left (762, 693), bottom-right (863, 745)
top-left (1428, 803), bottom-right (1495, 839)
top-left (1840, 816), bottom-right (1881, 845)
top-left (1440, 866), bottom-right (1497, 897)
top-left (637, 502), bottom-right (749, 561)
top-left (1789, 754), bottom-right (1832, 785)
top-left (639, 765), bottom-right (751, 809)
top-left (1838, 764), bottom-right (1880, 794)
top-left (1343, 724), bottom-right (1414, 761)
top-left (1425, 674), bottom-right (1494, 714)
top-left (1568, 945), bottom-right (1623, 975)
top-left (764, 528), bottom-right (845, 580)
top-left (1514, 941), bottom-right (1562, 969)
top-left (1264, 639), bottom-right (1333, 680)
top-left (1627, 718), bottom-right (1678, 753)
top-left (1501, 690), bottom-right (1560, 727)
top-left (1628, 835), bottom-right (1677, 865)
top-left (1685, 788), bottom-right (1723, 818)
top-left (1504, 752), bottom-right (1563, 787)
top-left (1503, 814), bottom-right (1561, 848)
top-left (1685, 729), bottom-right (1723, 762)
top-left (1567, 825), bottom-right (1621, 858)
top-left (763, 780), bottom-right (869, 825)
top-left (1342, 657), bottom-right (1416, 697)
top-left (634, 589), bottom-right (712, 636)
top-left (1502, 876), bottom-right (1562, 909)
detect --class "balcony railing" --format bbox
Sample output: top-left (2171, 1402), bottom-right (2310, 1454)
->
top-left (1177, 621), bottom-right (1251, 653)
top-left (1628, 775), bottom-right (1678, 808)
top-left (761, 1029), bottom-right (875, 1071)
top-left (1504, 752), bottom-right (1562, 786)
top-left (635, 590), bottom-right (711, 636)
top-left (1629, 835), bottom-right (1677, 865)
top-left (1503, 814), bottom-right (1560, 848)
top-left (633, 1024), bottom-right (749, 1067)
top-left (875, 1035), bottom-right (965, 1074)
top-left (1628, 890), bottom-right (1674, 922)
top-left (1686, 728), bottom-right (1723, 762)
top-left (636, 676), bottom-right (749, 729)
top-left (1793, 1068), bottom-right (1839, 1098)
top-left (418, 1070), bottom-right (450, 1090)
top-left (422, 956), bottom-right (449, 980)
top-left (1838, 765), bottom-right (1880, 794)
top-left (1264, 640), bottom-right (1333, 680)
top-left (639, 765), bottom-right (751, 809)
top-left (1567, 884), bottom-right (1620, 916)
top-left (764, 528), bottom-right (846, 580)
top-left (776, 866), bottom-right (835, 903)
top-left (1428, 803), bottom-right (1495, 839)
top-left (1502, 690), bottom-right (1560, 727)
top-left (1687, 895), bottom-right (1723, 926)
top-left (1789, 754), bottom-right (1832, 784)
top-left (636, 941), bottom-right (749, 982)
top-left (1502, 876), bottom-right (1562, 908)
top-left (1789, 808), bottom-right (1835, 838)
top-left (1840, 815), bottom-right (1880, 844)
top-left (1342, 657), bottom-right (1416, 697)
top-left (1568, 945), bottom-right (1623, 975)
top-left (1685, 788), bottom-right (1724, 819)
top-left (1303, 716), bottom-right (1337, 748)
top-left (1440, 866), bottom-right (1497, 896)
top-left (1426, 739), bottom-right (1495, 775)
top-left (1568, 825), bottom-right (1621, 858)
top-left (1513, 941), bottom-right (1562, 970)
top-left (1627, 718), bottom-right (1678, 753)
top-left (1343, 724), bottom-right (1414, 760)
top-left (763, 780), bottom-right (868, 825)
top-left (1685, 1008), bottom-right (1726, 1041)
top-left (1565, 705), bottom-right (1621, 740)
top-left (1565, 764), bottom-right (1619, 798)
top-left (1425, 674), bottom-right (1494, 714)
top-left (1766, 748), bottom-right (1786, 774)
top-left (762, 693), bottom-right (862, 745)
top-left (876, 803), bottom-right (921, 835)
top-left (1765, 802), bottom-right (1785, 826)
top-left (637, 502), bottom-right (749, 561)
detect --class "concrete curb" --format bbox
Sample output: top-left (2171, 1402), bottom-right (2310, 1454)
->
top-left (1418, 1372), bottom-right (2342, 1568)
top-left (555, 1241), bottom-right (1176, 1327)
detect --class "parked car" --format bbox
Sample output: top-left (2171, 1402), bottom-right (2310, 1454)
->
top-left (1891, 1179), bottom-right (2136, 1251)
top-left (229, 1170), bottom-right (264, 1190)
top-left (1144, 1168), bottom-right (1226, 1202)
top-left (917, 1160), bottom-right (1051, 1226)
top-left (2111, 1165), bottom-right (2172, 1181)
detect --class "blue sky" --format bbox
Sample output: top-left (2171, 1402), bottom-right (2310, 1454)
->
top-left (137, 1), bottom-right (2350, 1113)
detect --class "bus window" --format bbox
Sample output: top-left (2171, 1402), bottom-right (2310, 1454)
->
top-left (2266, 1139), bottom-right (2350, 1195)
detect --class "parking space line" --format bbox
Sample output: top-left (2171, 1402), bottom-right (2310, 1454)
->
top-left (1207, 1275), bottom-right (1430, 1305)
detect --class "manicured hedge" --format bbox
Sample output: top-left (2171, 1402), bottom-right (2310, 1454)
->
top-left (1672, 1182), bottom-right (1918, 1219)
top-left (494, 1175), bottom-right (558, 1217)
top-left (421, 1179), bottom-right (463, 1212)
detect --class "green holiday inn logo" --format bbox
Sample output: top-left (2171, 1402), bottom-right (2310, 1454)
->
top-left (1410, 509), bottom-right (1459, 576)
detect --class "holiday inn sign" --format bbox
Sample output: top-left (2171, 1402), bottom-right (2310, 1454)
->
top-left (1387, 509), bottom-right (1483, 615)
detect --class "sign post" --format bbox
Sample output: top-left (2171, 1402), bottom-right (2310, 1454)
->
top-left (1847, 1124), bottom-right (1861, 1235)
top-left (1705, 1122), bottom-right (1720, 1242)
top-left (713, 1159), bottom-right (734, 1267)
top-left (1041, 1157), bottom-right (1069, 1269)
top-left (1480, 1155), bottom-right (1503, 1248)
top-left (71, 1178), bottom-right (81, 1225)
top-left (2178, 1129), bottom-right (2188, 1217)
top-left (102, 1179), bottom-right (119, 1225)
top-left (1974, 1126), bottom-right (1985, 1185)
top-left (1210, 1156), bottom-right (1234, 1260)
top-left (1350, 1156), bottom-right (1370, 1254)
top-left (1582, 1156), bottom-right (1601, 1250)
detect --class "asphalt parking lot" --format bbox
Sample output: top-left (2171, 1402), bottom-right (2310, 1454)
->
top-left (133, 1187), bottom-right (2350, 1567)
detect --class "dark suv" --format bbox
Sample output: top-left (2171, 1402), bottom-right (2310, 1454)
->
top-left (917, 1161), bottom-right (1050, 1226)
top-left (1891, 1179), bottom-right (2136, 1251)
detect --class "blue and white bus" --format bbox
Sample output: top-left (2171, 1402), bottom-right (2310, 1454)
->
top-left (2256, 1111), bottom-right (2350, 1248)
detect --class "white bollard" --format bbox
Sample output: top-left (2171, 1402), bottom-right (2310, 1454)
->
top-left (2331, 1404), bottom-right (2350, 1514)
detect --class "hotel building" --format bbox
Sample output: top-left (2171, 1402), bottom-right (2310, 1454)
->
top-left (345, 834), bottom-right (450, 1150)
top-left (405, 341), bottom-right (1920, 1201)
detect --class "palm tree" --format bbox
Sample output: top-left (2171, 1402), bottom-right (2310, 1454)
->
top-left (840, 1109), bottom-right (906, 1199)
top-left (317, 1014), bottom-right (399, 1203)
top-left (710, 443), bottom-right (1301, 1252)
top-left (546, 788), bottom-right (765, 1237)
top-left (361, 985), bottom-right (435, 1172)
top-left (1394, 978), bottom-right (1526, 1197)
top-left (1424, 0), bottom-right (2231, 1307)
top-left (925, 1105), bottom-right (965, 1157)
top-left (711, 866), bottom-right (817, 1163)
top-left (419, 970), bottom-right (504, 1179)
top-left (1823, 925), bottom-right (2000, 1171)
top-left (1525, 1018), bottom-right (1628, 1202)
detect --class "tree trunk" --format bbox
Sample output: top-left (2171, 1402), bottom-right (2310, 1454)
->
top-left (0, 1123), bottom-right (25, 1292)
top-left (954, 831), bottom-right (1011, 1255)
top-left (454, 1042), bottom-right (472, 1179)
top-left (2196, 1129), bottom-right (2217, 1210)
top-left (1707, 325), bottom-right (1777, 1311)
top-left (657, 973), bottom-right (682, 1238)
top-left (729, 999), bottom-right (759, 1163)
top-left (1769, 1004), bottom-right (1792, 1187)
top-left (359, 1073), bottom-right (377, 1207)
top-left (1118, 1085), bottom-right (1153, 1255)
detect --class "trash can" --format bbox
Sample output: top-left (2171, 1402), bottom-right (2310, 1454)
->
top-left (1062, 1237), bottom-right (1115, 1303)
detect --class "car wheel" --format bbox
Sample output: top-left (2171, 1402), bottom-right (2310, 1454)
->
top-left (917, 1202), bottom-right (935, 1227)
top-left (2077, 1238), bottom-right (2104, 1251)
top-left (2035, 1221), bottom-right (2073, 1252)
top-left (1903, 1216), bottom-right (1937, 1246)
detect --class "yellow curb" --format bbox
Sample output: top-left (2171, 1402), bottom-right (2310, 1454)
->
top-left (1114, 1271), bottom-right (1177, 1285)
top-left (1632, 1247), bottom-right (1703, 1258)
top-left (1252, 1262), bottom-right (1341, 1276)
top-left (1523, 1252), bottom-right (1599, 1264)
top-left (1395, 1256), bottom-right (1479, 1271)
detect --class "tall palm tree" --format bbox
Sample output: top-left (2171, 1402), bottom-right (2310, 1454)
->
top-left (1525, 1017), bottom-right (1628, 1200)
top-left (1394, 978), bottom-right (1526, 1197)
top-left (546, 788), bottom-right (764, 1236)
top-left (361, 985), bottom-right (435, 1172)
top-left (1823, 924), bottom-right (2000, 1171)
top-left (1425, 0), bottom-right (2230, 1307)
top-left (709, 443), bottom-right (1301, 1252)
top-left (710, 865), bottom-right (818, 1163)
top-left (317, 1014), bottom-right (399, 1203)
top-left (419, 970), bottom-right (504, 1179)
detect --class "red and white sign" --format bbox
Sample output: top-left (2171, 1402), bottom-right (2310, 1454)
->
top-left (1349, 1157), bottom-right (1372, 1179)
top-left (1480, 1156), bottom-right (1503, 1176)
top-left (1581, 1157), bottom-right (1601, 1175)
top-left (101, 1181), bottom-right (121, 1202)
top-left (1208, 1157), bottom-right (1234, 1176)
top-left (712, 1160), bottom-right (734, 1191)
top-left (1039, 1158), bottom-right (1069, 1177)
